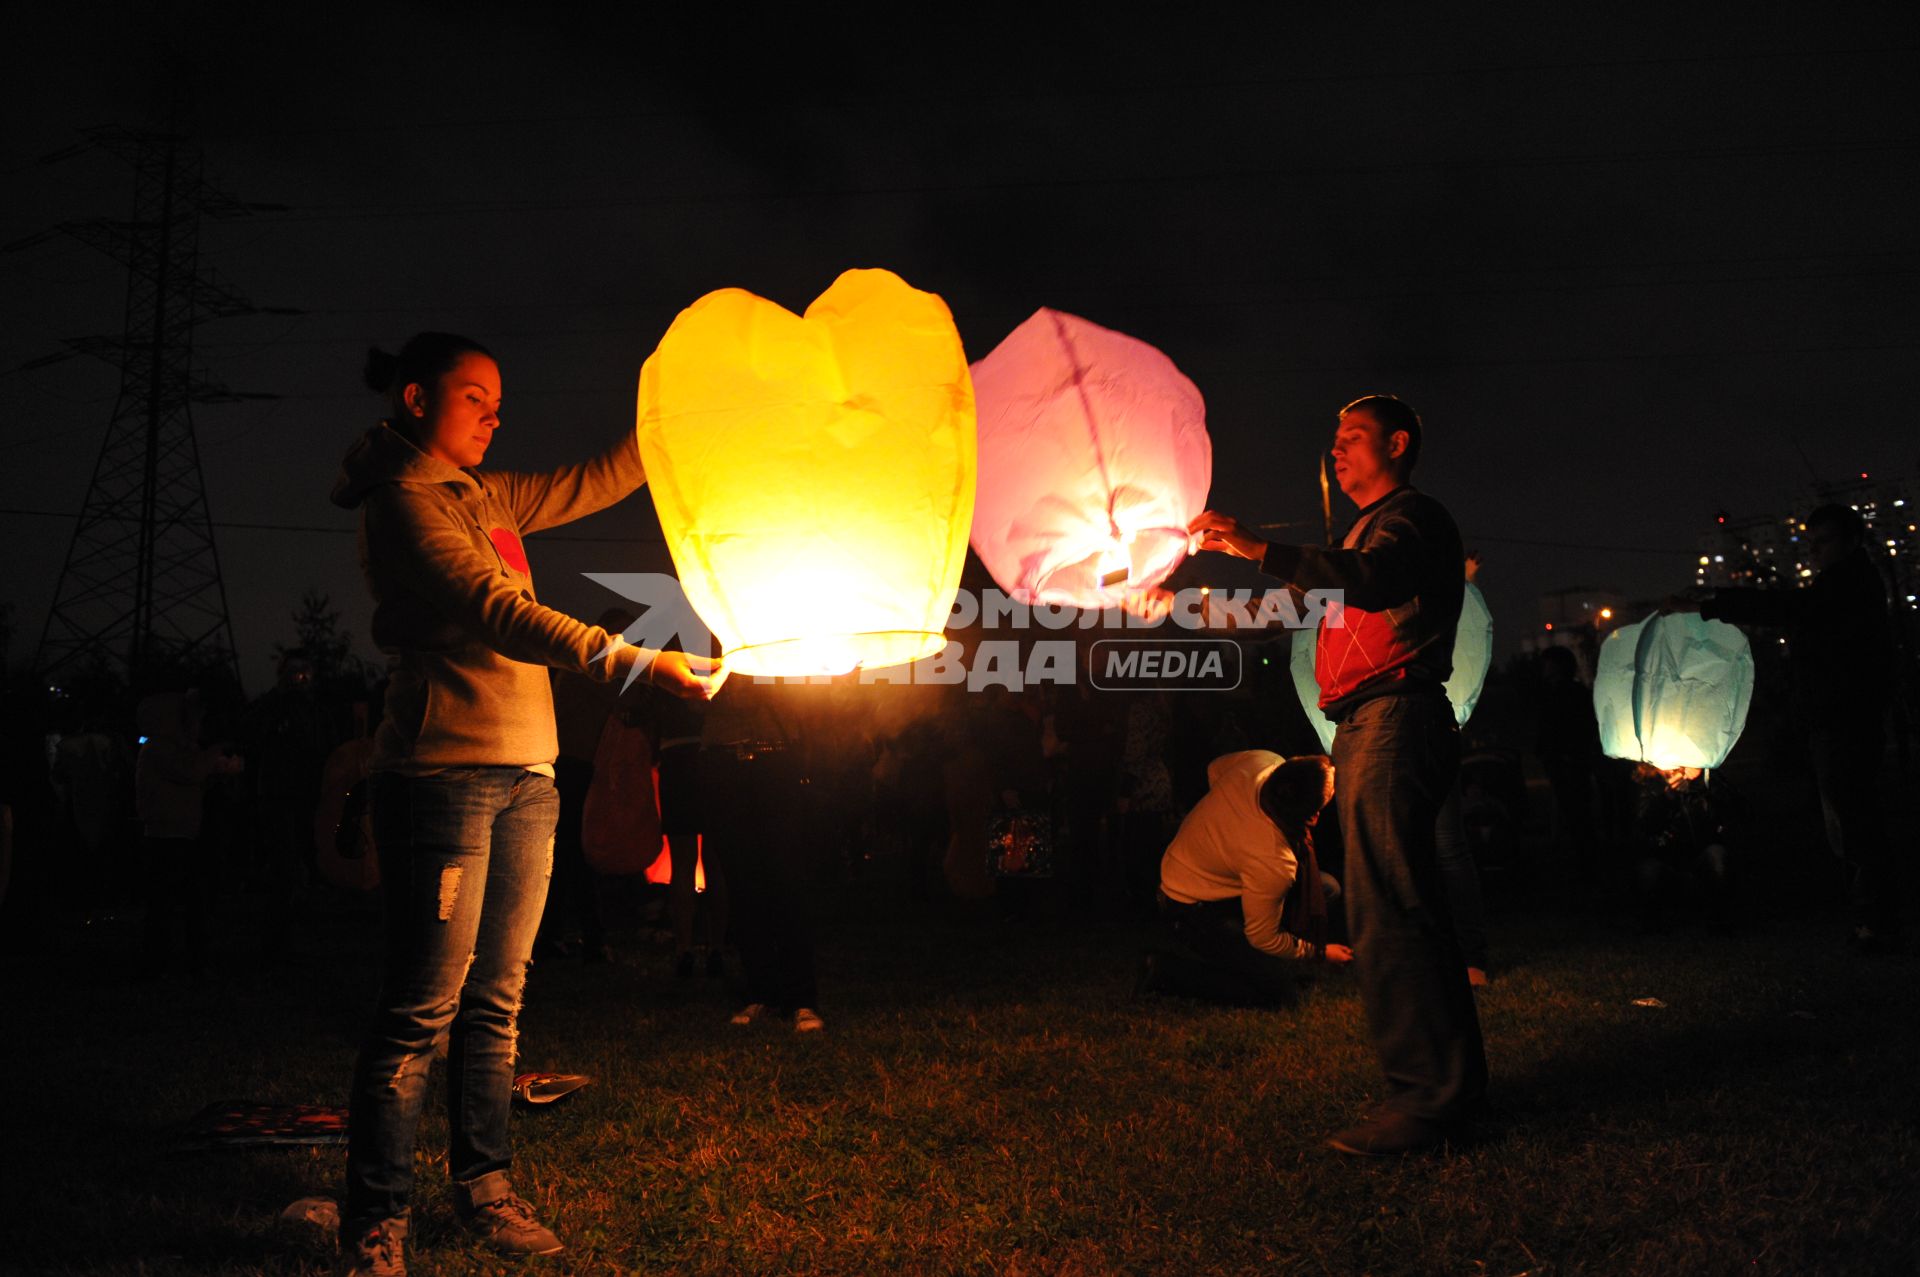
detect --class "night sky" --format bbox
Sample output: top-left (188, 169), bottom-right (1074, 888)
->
top-left (4, 4), bottom-right (1915, 692)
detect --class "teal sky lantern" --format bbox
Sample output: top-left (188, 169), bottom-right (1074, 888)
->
top-left (1593, 613), bottom-right (1754, 771)
top-left (1290, 582), bottom-right (1494, 751)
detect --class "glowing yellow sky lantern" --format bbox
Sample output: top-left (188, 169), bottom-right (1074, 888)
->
top-left (636, 269), bottom-right (976, 677)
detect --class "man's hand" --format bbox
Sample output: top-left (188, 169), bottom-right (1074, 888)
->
top-left (1322, 943), bottom-right (1354, 965)
top-left (650, 651), bottom-right (727, 701)
top-left (1187, 510), bottom-right (1266, 562)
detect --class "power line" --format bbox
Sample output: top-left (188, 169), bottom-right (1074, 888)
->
top-left (1470, 534), bottom-right (1683, 557)
top-left (246, 137), bottom-right (1920, 226)
top-left (187, 45), bottom-right (1920, 141)
top-left (10, 335), bottom-right (1906, 456)
top-left (11, 333), bottom-right (1913, 452)
top-left (200, 338), bottom-right (1920, 405)
top-left (0, 506), bottom-right (1774, 562)
top-left (190, 262), bottom-right (1920, 353)
top-left (0, 505), bottom-right (669, 545)
top-left (262, 248), bottom-right (1917, 318)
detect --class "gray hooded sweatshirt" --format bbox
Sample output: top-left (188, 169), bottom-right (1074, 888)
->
top-left (330, 423), bottom-right (655, 773)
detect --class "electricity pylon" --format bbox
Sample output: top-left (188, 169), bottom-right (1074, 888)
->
top-left (19, 128), bottom-right (288, 691)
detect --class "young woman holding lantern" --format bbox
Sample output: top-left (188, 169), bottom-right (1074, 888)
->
top-left (328, 332), bottom-right (721, 1276)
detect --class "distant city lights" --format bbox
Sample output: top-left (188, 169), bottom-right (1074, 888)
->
top-left (1696, 471), bottom-right (1917, 607)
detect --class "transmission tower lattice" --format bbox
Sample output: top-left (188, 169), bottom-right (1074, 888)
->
top-left (30, 129), bottom-right (284, 690)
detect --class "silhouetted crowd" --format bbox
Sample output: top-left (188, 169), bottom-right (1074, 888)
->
top-left (3, 627), bottom-right (1893, 979)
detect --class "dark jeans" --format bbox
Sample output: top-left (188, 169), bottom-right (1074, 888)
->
top-left (1545, 762), bottom-right (1599, 886)
top-left (1332, 692), bottom-right (1487, 1122)
top-left (1435, 787), bottom-right (1489, 971)
top-left (1634, 845), bottom-right (1732, 931)
top-left (254, 796), bottom-right (314, 958)
top-left (661, 743), bottom-right (727, 953)
top-left (345, 767), bottom-right (558, 1230)
top-left (1151, 892), bottom-right (1301, 1006)
top-left (535, 756), bottom-right (605, 952)
top-left (704, 749), bottom-right (817, 1012)
top-left (142, 834), bottom-right (211, 974)
top-left (1807, 717), bottom-right (1899, 936)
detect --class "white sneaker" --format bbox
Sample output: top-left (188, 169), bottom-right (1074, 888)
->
top-left (793, 1007), bottom-right (825, 1033)
top-left (729, 1003), bottom-right (766, 1026)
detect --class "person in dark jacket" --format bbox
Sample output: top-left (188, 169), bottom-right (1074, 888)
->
top-left (1533, 644), bottom-right (1604, 896)
top-left (1188, 394), bottom-right (1486, 1156)
top-left (136, 689), bottom-right (244, 976)
top-left (243, 649), bottom-right (331, 960)
top-left (1693, 503), bottom-right (1898, 949)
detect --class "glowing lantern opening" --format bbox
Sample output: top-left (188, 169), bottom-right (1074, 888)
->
top-left (968, 309), bottom-right (1210, 607)
top-left (643, 832), bottom-right (706, 893)
top-left (1594, 613), bottom-right (1754, 771)
top-left (637, 269), bottom-right (976, 677)
top-left (1290, 582), bottom-right (1495, 751)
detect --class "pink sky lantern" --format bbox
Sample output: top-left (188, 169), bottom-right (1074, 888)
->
top-left (968, 309), bottom-right (1211, 608)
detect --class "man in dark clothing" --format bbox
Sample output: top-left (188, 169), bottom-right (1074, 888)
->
top-left (1695, 503), bottom-right (1899, 949)
top-left (1534, 645), bottom-right (1604, 896)
top-left (1189, 394), bottom-right (1487, 1156)
top-left (1628, 763), bottom-right (1738, 932)
top-left (242, 650), bottom-right (332, 960)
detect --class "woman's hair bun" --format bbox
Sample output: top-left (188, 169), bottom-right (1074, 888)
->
top-left (363, 346), bottom-right (399, 394)
top-left (364, 333), bottom-right (494, 402)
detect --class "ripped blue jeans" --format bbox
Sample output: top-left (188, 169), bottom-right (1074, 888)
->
top-left (344, 767), bottom-right (557, 1229)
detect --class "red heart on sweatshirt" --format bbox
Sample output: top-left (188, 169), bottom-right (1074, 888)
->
top-left (489, 527), bottom-right (530, 574)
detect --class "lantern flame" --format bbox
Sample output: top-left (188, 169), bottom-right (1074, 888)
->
top-left (1098, 536), bottom-right (1132, 589)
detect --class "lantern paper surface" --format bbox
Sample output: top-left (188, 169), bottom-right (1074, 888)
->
top-left (1593, 613), bottom-right (1754, 770)
top-left (968, 309), bottom-right (1210, 607)
top-left (637, 269), bottom-right (976, 677)
top-left (1445, 583), bottom-right (1495, 728)
top-left (1290, 583), bottom-right (1495, 751)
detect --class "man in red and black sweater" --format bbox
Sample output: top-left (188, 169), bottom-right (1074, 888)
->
top-left (1190, 394), bottom-right (1487, 1156)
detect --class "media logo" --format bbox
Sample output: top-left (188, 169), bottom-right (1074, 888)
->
top-left (1088, 639), bottom-right (1242, 691)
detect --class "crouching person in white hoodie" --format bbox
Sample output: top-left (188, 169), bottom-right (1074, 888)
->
top-left (1144, 752), bottom-right (1350, 1006)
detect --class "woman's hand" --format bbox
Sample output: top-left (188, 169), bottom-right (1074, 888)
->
top-left (649, 651), bottom-right (728, 701)
top-left (1187, 510), bottom-right (1266, 562)
top-left (1322, 943), bottom-right (1354, 965)
top-left (1120, 587), bottom-right (1175, 623)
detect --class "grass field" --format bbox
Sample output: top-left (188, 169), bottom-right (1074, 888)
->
top-left (4, 873), bottom-right (1917, 1276)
